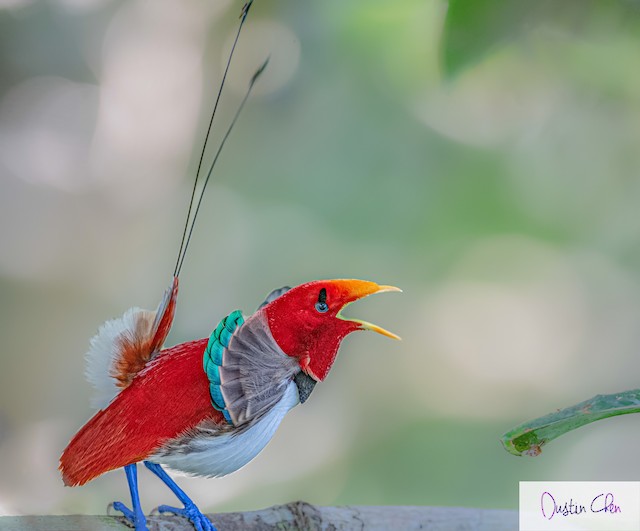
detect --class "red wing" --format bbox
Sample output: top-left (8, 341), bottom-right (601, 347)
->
top-left (61, 338), bottom-right (224, 486)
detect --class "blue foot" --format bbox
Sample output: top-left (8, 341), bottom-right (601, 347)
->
top-left (155, 503), bottom-right (216, 531)
top-left (144, 461), bottom-right (216, 531)
top-left (110, 500), bottom-right (147, 530)
top-left (111, 463), bottom-right (147, 530)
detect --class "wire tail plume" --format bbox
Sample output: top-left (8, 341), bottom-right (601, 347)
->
top-left (173, 0), bottom-right (265, 278)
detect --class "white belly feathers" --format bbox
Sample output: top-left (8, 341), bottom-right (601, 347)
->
top-left (151, 382), bottom-right (300, 478)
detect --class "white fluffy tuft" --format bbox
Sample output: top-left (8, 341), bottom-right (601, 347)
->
top-left (84, 307), bottom-right (153, 409)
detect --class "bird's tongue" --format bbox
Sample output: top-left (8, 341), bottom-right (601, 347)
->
top-left (348, 318), bottom-right (401, 340)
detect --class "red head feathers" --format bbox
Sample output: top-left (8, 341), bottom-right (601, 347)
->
top-left (264, 279), bottom-right (401, 381)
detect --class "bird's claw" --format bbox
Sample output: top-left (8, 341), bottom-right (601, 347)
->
top-left (109, 500), bottom-right (148, 530)
top-left (154, 503), bottom-right (216, 531)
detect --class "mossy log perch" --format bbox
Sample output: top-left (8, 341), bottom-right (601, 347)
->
top-left (1, 502), bottom-right (516, 530)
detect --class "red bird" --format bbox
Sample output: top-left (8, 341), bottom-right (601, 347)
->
top-left (60, 6), bottom-right (401, 530)
top-left (60, 277), bottom-right (400, 530)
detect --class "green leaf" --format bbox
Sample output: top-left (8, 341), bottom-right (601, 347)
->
top-left (442, 0), bottom-right (518, 78)
top-left (501, 389), bottom-right (640, 457)
top-left (442, 0), bottom-right (640, 78)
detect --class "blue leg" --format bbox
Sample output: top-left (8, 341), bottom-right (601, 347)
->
top-left (111, 463), bottom-right (147, 530)
top-left (144, 461), bottom-right (216, 531)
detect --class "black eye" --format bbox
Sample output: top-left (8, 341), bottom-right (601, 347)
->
top-left (315, 288), bottom-right (329, 313)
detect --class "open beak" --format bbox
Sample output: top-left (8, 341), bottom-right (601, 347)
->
top-left (335, 280), bottom-right (402, 340)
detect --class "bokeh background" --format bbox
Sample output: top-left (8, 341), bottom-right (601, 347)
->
top-left (2, 0), bottom-right (640, 517)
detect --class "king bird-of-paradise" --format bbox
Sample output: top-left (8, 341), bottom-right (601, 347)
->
top-left (59, 3), bottom-right (401, 531)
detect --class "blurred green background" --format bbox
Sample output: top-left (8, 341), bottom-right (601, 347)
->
top-left (2, 0), bottom-right (640, 517)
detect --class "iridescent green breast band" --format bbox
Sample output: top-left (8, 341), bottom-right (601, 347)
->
top-left (203, 310), bottom-right (244, 424)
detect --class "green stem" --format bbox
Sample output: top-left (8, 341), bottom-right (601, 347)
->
top-left (501, 388), bottom-right (640, 456)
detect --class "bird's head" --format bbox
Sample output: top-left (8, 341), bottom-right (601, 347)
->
top-left (264, 279), bottom-right (401, 381)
